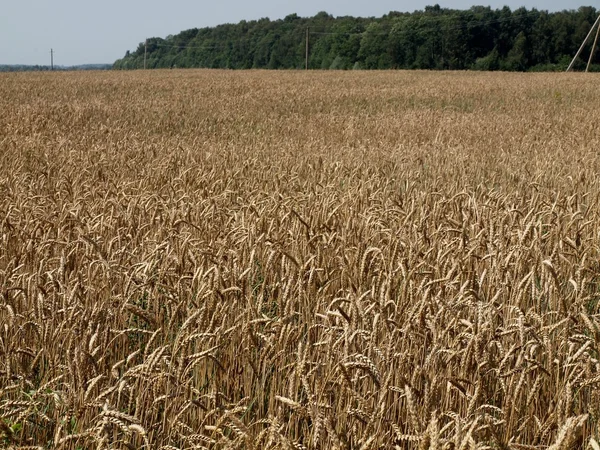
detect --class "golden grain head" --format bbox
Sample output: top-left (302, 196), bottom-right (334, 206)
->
top-left (1, 69), bottom-right (600, 448)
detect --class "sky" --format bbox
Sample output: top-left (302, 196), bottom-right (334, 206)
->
top-left (0, 0), bottom-right (592, 66)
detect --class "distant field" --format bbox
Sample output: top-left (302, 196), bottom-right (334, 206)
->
top-left (2, 70), bottom-right (600, 449)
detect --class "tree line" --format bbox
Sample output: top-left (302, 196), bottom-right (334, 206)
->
top-left (113, 5), bottom-right (599, 71)
top-left (0, 64), bottom-right (112, 72)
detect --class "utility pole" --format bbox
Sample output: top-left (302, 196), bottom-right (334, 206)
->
top-left (50, 48), bottom-right (54, 70)
top-left (305, 27), bottom-right (309, 70)
top-left (144, 39), bottom-right (147, 70)
top-left (567, 14), bottom-right (600, 72)
top-left (586, 19), bottom-right (600, 72)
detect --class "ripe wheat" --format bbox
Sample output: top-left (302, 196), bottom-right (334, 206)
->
top-left (1, 69), bottom-right (600, 449)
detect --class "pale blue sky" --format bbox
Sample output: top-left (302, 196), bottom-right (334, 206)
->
top-left (0, 0), bottom-right (592, 65)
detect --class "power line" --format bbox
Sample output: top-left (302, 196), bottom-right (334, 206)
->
top-left (309, 9), bottom-right (543, 36)
top-left (137, 8), bottom-right (545, 54)
top-left (147, 42), bottom-right (230, 50)
top-left (134, 6), bottom-right (566, 68)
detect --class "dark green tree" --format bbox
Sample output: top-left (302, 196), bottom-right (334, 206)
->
top-left (503, 31), bottom-right (529, 71)
top-left (112, 6), bottom-right (600, 72)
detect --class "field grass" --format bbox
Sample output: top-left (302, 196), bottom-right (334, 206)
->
top-left (1, 69), bottom-right (600, 449)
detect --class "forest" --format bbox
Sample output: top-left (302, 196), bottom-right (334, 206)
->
top-left (113, 5), bottom-right (599, 71)
top-left (0, 64), bottom-right (112, 72)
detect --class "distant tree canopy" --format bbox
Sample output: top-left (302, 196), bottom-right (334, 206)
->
top-left (0, 64), bottom-right (112, 72)
top-left (113, 5), bottom-right (600, 71)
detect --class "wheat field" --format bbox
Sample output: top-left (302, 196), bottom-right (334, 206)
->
top-left (1, 70), bottom-right (600, 449)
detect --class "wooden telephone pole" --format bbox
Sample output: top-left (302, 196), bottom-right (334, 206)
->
top-left (567, 14), bottom-right (600, 72)
top-left (50, 49), bottom-right (54, 70)
top-left (305, 27), bottom-right (309, 70)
